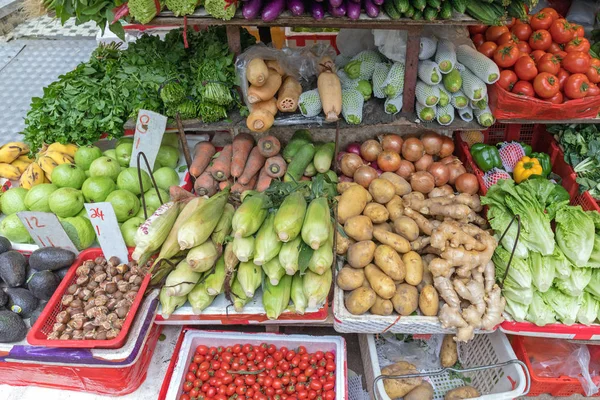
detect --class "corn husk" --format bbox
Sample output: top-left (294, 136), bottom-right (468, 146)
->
top-left (307, 226), bottom-right (333, 275)
top-left (165, 259), bottom-right (202, 297)
top-left (237, 261), bottom-right (263, 297)
top-left (211, 203), bottom-right (235, 245)
top-left (178, 188), bottom-right (230, 250)
top-left (160, 287), bottom-right (187, 318)
top-left (279, 236), bottom-right (302, 275)
top-left (188, 280), bottom-right (216, 314)
top-left (233, 235), bottom-right (255, 262)
top-left (262, 256), bottom-right (286, 285)
top-left (187, 240), bottom-right (220, 272)
top-left (232, 192), bottom-right (269, 238)
top-left (133, 201), bottom-right (181, 265)
top-left (224, 241), bottom-right (239, 284)
top-left (303, 268), bottom-right (332, 309)
top-left (253, 214), bottom-right (282, 266)
top-left (231, 276), bottom-right (251, 312)
top-left (290, 273), bottom-right (307, 315)
top-left (263, 274), bottom-right (292, 320)
top-left (301, 197), bottom-right (331, 250)
top-left (274, 192), bottom-right (307, 242)
top-left (205, 255), bottom-right (226, 295)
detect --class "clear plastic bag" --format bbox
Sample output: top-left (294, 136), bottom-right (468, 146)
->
top-left (378, 333), bottom-right (448, 371)
top-left (336, 29), bottom-right (377, 58)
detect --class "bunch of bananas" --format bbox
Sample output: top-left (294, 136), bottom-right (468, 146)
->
top-left (0, 142), bottom-right (32, 182)
top-left (18, 143), bottom-right (78, 189)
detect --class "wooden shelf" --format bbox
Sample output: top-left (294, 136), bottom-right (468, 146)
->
top-left (498, 117), bottom-right (600, 125)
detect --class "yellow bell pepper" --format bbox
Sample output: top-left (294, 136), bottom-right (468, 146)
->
top-left (514, 156), bottom-right (544, 183)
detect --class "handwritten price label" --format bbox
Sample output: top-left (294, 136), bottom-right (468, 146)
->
top-left (85, 203), bottom-right (129, 263)
top-left (17, 212), bottom-right (79, 254)
top-left (130, 110), bottom-right (168, 174)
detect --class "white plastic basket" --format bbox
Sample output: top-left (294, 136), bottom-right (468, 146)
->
top-left (360, 331), bottom-right (530, 400)
top-left (164, 330), bottom-right (347, 400)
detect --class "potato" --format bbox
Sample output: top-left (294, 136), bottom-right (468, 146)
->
top-left (338, 185), bottom-right (371, 224)
top-left (380, 172), bottom-right (412, 196)
top-left (336, 266), bottom-right (365, 290)
top-left (440, 334), bottom-right (458, 368)
top-left (365, 264), bottom-right (396, 299)
top-left (374, 244), bottom-right (406, 281)
top-left (336, 230), bottom-right (354, 255)
top-left (403, 251), bottom-right (423, 285)
top-left (337, 181), bottom-right (357, 194)
top-left (345, 287), bottom-right (376, 315)
top-left (405, 382), bottom-right (434, 400)
top-left (344, 215), bottom-right (373, 241)
top-left (393, 216), bottom-right (420, 241)
top-left (381, 361), bottom-right (422, 399)
top-left (363, 203), bottom-right (389, 224)
top-left (369, 178), bottom-right (396, 204)
top-left (392, 283), bottom-right (419, 316)
top-left (444, 386), bottom-right (480, 400)
top-left (418, 285), bottom-right (439, 316)
top-left (373, 228), bottom-right (411, 254)
top-left (370, 296), bottom-right (394, 316)
top-left (347, 240), bottom-right (376, 268)
top-left (374, 222), bottom-right (392, 232)
top-left (386, 195), bottom-right (404, 220)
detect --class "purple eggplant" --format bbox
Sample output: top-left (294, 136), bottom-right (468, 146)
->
top-left (287, 0), bottom-right (304, 14)
top-left (243, 0), bottom-right (262, 19)
top-left (311, 2), bottom-right (325, 18)
top-left (372, 0), bottom-right (384, 5)
top-left (364, 0), bottom-right (379, 17)
top-left (329, 1), bottom-right (346, 16)
top-left (329, 0), bottom-right (343, 7)
top-left (262, 0), bottom-right (285, 21)
top-left (349, 0), bottom-right (361, 4)
top-left (346, 0), bottom-right (360, 19)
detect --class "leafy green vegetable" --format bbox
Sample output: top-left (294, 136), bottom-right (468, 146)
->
top-left (44, 0), bottom-right (125, 39)
top-left (577, 292), bottom-right (599, 325)
top-left (555, 266), bottom-right (592, 296)
top-left (166, 0), bottom-right (201, 16)
top-left (587, 235), bottom-right (600, 269)
top-left (541, 287), bottom-right (582, 325)
top-left (526, 292), bottom-right (556, 326)
top-left (586, 269), bottom-right (600, 297)
top-left (204, 0), bottom-right (237, 20)
top-left (555, 206), bottom-right (595, 267)
top-left (505, 297), bottom-right (529, 322)
top-left (493, 246), bottom-right (533, 305)
top-left (530, 251), bottom-right (554, 293)
top-left (129, 0), bottom-right (164, 24)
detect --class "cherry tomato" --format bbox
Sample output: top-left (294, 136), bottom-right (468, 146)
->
top-left (562, 51), bottom-right (591, 73)
top-left (207, 387), bottom-right (217, 398)
top-left (266, 358), bottom-right (275, 370)
top-left (180, 395), bottom-right (191, 400)
top-left (564, 73), bottom-right (590, 99)
top-left (512, 80), bottom-right (535, 96)
top-left (588, 83), bottom-right (600, 96)
top-left (255, 352), bottom-right (265, 363)
top-left (190, 387), bottom-right (201, 398)
top-left (586, 59), bottom-right (600, 84)
top-left (469, 25), bottom-right (488, 35)
top-left (308, 390), bottom-right (318, 400)
top-left (200, 361), bottom-right (210, 371)
top-left (236, 385), bottom-right (248, 395)
top-left (565, 37), bottom-right (590, 53)
top-left (186, 372), bottom-right (197, 382)
top-left (189, 362), bottom-right (199, 374)
top-left (530, 12), bottom-right (553, 31)
top-left (547, 91), bottom-right (564, 104)
top-left (233, 344), bottom-right (242, 354)
top-left (208, 347), bottom-right (218, 356)
top-left (266, 387), bottom-right (275, 396)
top-left (325, 361), bottom-right (336, 372)
top-left (298, 390), bottom-right (308, 400)
top-left (538, 53), bottom-right (561, 75)
top-left (486, 25), bottom-right (509, 42)
top-left (297, 346), bottom-right (307, 355)
top-left (298, 375), bottom-right (308, 383)
top-left (529, 30), bottom-right (552, 51)
top-left (516, 41), bottom-right (531, 54)
top-left (264, 376), bottom-right (273, 387)
top-left (273, 351), bottom-right (283, 361)
top-left (183, 381), bottom-right (194, 392)
top-left (286, 385), bottom-right (296, 395)
top-left (267, 344), bottom-right (277, 354)
top-left (511, 22), bottom-right (532, 41)
top-left (514, 55), bottom-right (538, 81)
top-left (214, 395), bottom-right (227, 400)
top-left (305, 367), bottom-right (315, 377)
top-left (547, 42), bottom-right (563, 54)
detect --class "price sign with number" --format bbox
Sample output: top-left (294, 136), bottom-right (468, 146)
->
top-left (130, 110), bottom-right (168, 174)
top-left (85, 203), bottom-right (129, 263)
top-left (17, 212), bottom-right (79, 254)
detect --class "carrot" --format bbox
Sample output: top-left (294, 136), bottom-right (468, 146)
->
top-left (251, 98), bottom-right (278, 116)
top-left (189, 141), bottom-right (216, 178)
top-left (277, 76), bottom-right (302, 113)
top-left (257, 135), bottom-right (281, 158)
top-left (239, 146), bottom-right (266, 185)
top-left (247, 70), bottom-right (282, 104)
top-left (208, 144), bottom-right (232, 181)
top-left (194, 171), bottom-right (218, 197)
top-left (247, 58), bottom-right (269, 87)
top-left (256, 167), bottom-right (272, 192)
top-left (219, 178), bottom-right (233, 192)
top-left (170, 185), bottom-right (195, 202)
top-left (266, 60), bottom-right (285, 76)
top-left (246, 110), bottom-right (274, 133)
top-left (317, 66), bottom-right (342, 122)
top-left (231, 173), bottom-right (258, 197)
top-left (231, 133), bottom-right (255, 178)
top-left (264, 155), bottom-right (287, 178)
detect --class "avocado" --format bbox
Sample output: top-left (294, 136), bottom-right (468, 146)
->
top-left (0, 310), bottom-right (27, 343)
top-left (55, 267), bottom-right (69, 281)
top-left (27, 270), bottom-right (60, 301)
top-left (5, 288), bottom-right (39, 318)
top-left (0, 236), bottom-right (11, 254)
top-left (0, 290), bottom-right (7, 308)
top-left (29, 247), bottom-right (76, 271)
top-left (29, 301), bottom-right (47, 327)
top-left (0, 250), bottom-right (27, 287)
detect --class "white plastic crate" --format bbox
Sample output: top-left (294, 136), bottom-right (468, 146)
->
top-left (359, 331), bottom-right (529, 400)
top-left (164, 330), bottom-right (347, 400)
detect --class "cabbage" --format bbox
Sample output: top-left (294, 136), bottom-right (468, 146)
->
top-left (586, 269), bottom-right (600, 298)
top-left (576, 293), bottom-right (599, 325)
top-left (505, 297), bottom-right (529, 322)
top-left (542, 288), bottom-right (582, 325)
top-left (530, 251), bottom-right (554, 293)
top-left (526, 292), bottom-right (556, 326)
top-left (555, 206), bottom-right (595, 267)
top-left (556, 266), bottom-right (592, 297)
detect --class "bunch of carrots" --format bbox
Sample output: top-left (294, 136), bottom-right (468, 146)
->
top-left (190, 133), bottom-right (287, 198)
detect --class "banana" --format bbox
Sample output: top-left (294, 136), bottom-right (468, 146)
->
top-left (45, 151), bottom-right (74, 165)
top-left (17, 142), bottom-right (30, 155)
top-left (17, 155), bottom-right (34, 164)
top-left (20, 162), bottom-right (44, 189)
top-left (38, 156), bottom-right (58, 178)
top-left (11, 159), bottom-right (31, 174)
top-left (0, 142), bottom-right (27, 164)
top-left (46, 143), bottom-right (78, 158)
top-left (0, 163), bottom-right (22, 180)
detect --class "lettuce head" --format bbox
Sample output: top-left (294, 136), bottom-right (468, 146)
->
top-left (555, 206), bottom-right (595, 267)
top-left (527, 292), bottom-right (556, 326)
top-left (576, 292), bottom-right (600, 325)
top-left (542, 288), bottom-right (582, 325)
top-left (530, 251), bottom-right (554, 293)
top-left (556, 266), bottom-right (592, 296)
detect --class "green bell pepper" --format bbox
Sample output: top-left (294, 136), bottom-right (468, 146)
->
top-left (531, 151), bottom-right (551, 178)
top-left (470, 143), bottom-right (502, 172)
top-left (521, 142), bottom-right (532, 156)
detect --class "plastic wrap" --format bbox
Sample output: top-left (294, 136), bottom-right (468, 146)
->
top-left (377, 333), bottom-right (448, 370)
top-left (565, 0), bottom-right (597, 27)
top-left (336, 29), bottom-right (376, 58)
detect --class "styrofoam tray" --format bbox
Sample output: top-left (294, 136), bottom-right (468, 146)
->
top-left (164, 330), bottom-right (347, 400)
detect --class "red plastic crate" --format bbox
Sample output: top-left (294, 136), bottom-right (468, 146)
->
top-left (28, 248), bottom-right (151, 349)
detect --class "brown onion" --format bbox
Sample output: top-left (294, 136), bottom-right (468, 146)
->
top-left (354, 165), bottom-right (378, 188)
top-left (439, 136), bottom-right (455, 158)
top-left (410, 171), bottom-right (435, 194)
top-left (360, 140), bottom-right (382, 162)
top-left (427, 162), bottom-right (450, 186)
top-left (380, 134), bottom-right (403, 153)
top-left (447, 160), bottom-right (467, 185)
top-left (414, 154), bottom-right (433, 171)
top-left (339, 175), bottom-right (353, 182)
top-left (340, 153), bottom-right (364, 177)
top-left (441, 155), bottom-right (458, 165)
top-left (421, 132), bottom-right (443, 155)
top-left (377, 151), bottom-right (401, 172)
top-left (401, 138), bottom-right (424, 162)
top-left (396, 160), bottom-right (415, 179)
top-left (455, 173), bottom-right (479, 194)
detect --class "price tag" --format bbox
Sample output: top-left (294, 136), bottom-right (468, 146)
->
top-left (85, 203), bottom-right (129, 263)
top-left (130, 110), bottom-right (168, 174)
top-left (17, 211), bottom-right (79, 254)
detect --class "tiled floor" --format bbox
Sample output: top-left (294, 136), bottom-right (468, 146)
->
top-left (12, 15), bottom-right (98, 39)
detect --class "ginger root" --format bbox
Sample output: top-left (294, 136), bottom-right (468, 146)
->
top-left (439, 304), bottom-right (474, 342)
top-left (481, 284), bottom-right (506, 330)
top-left (430, 220), bottom-right (487, 251)
top-left (404, 207), bottom-right (436, 236)
top-left (434, 276), bottom-right (460, 308)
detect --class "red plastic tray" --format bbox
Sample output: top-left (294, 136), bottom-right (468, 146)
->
top-left (27, 248), bottom-right (151, 349)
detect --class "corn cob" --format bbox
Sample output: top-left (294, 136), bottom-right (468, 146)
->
top-left (186, 240), bottom-right (220, 272)
top-left (232, 192), bottom-right (269, 238)
top-left (263, 274), bottom-right (292, 320)
top-left (178, 188), bottom-right (230, 250)
top-left (254, 214), bottom-right (282, 266)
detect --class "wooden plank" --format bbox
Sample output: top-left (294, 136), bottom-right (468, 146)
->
top-left (226, 25), bottom-right (242, 55)
top-left (402, 25), bottom-right (422, 115)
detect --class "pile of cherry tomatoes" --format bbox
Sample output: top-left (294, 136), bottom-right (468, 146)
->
top-left (179, 343), bottom-right (337, 400)
top-left (470, 7), bottom-right (600, 104)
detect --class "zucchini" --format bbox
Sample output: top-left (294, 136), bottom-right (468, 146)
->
top-left (403, 4), bottom-right (415, 17)
top-left (411, 0), bottom-right (426, 11)
top-left (465, 0), bottom-right (504, 25)
top-left (423, 6), bottom-right (438, 19)
top-left (440, 0), bottom-right (453, 18)
top-left (413, 9), bottom-right (423, 19)
top-left (313, 142), bottom-right (335, 173)
top-left (393, 0), bottom-right (410, 13)
top-left (284, 143), bottom-right (316, 183)
top-left (450, 0), bottom-right (466, 13)
top-left (384, 0), bottom-right (402, 18)
top-left (426, 0), bottom-right (441, 9)
top-left (282, 130), bottom-right (313, 162)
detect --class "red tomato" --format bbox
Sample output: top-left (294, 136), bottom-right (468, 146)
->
top-left (530, 12), bottom-right (553, 30)
top-left (267, 344), bottom-right (276, 354)
top-left (512, 80), bottom-right (535, 96)
top-left (540, 8), bottom-right (559, 22)
top-left (197, 345), bottom-right (209, 355)
top-left (511, 22), bottom-right (533, 41)
top-left (533, 72), bottom-right (560, 98)
top-left (298, 346), bottom-right (307, 354)
top-left (537, 53), bottom-right (561, 75)
top-left (564, 73), bottom-right (590, 99)
top-left (242, 344), bottom-right (253, 353)
top-left (486, 25), bottom-right (509, 42)
top-left (494, 43), bottom-right (520, 68)
top-left (529, 30), bottom-right (552, 50)
top-left (180, 395), bottom-right (191, 400)
top-left (557, 68), bottom-right (570, 90)
top-left (478, 42), bottom-right (498, 58)
top-left (530, 50), bottom-right (546, 63)
top-left (516, 41), bottom-right (531, 54)
top-left (562, 51), bottom-right (591, 73)
top-left (324, 391), bottom-right (335, 400)
top-left (469, 25), bottom-right (488, 35)
top-left (572, 24), bottom-right (585, 38)
top-left (183, 381), bottom-right (194, 392)
top-left (547, 91), bottom-right (564, 103)
top-left (565, 37), bottom-right (590, 53)
top-left (286, 385), bottom-right (296, 395)
top-left (555, 50), bottom-right (568, 60)
top-left (549, 19), bottom-right (574, 44)
top-left (497, 32), bottom-right (518, 45)
top-left (547, 42), bottom-right (563, 54)
top-left (190, 388), bottom-right (200, 398)
top-left (189, 363), bottom-right (199, 373)
top-left (588, 84), bottom-right (600, 96)
top-left (472, 33), bottom-right (485, 48)
top-left (586, 59), bottom-right (600, 83)
top-left (498, 70), bottom-right (518, 91)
